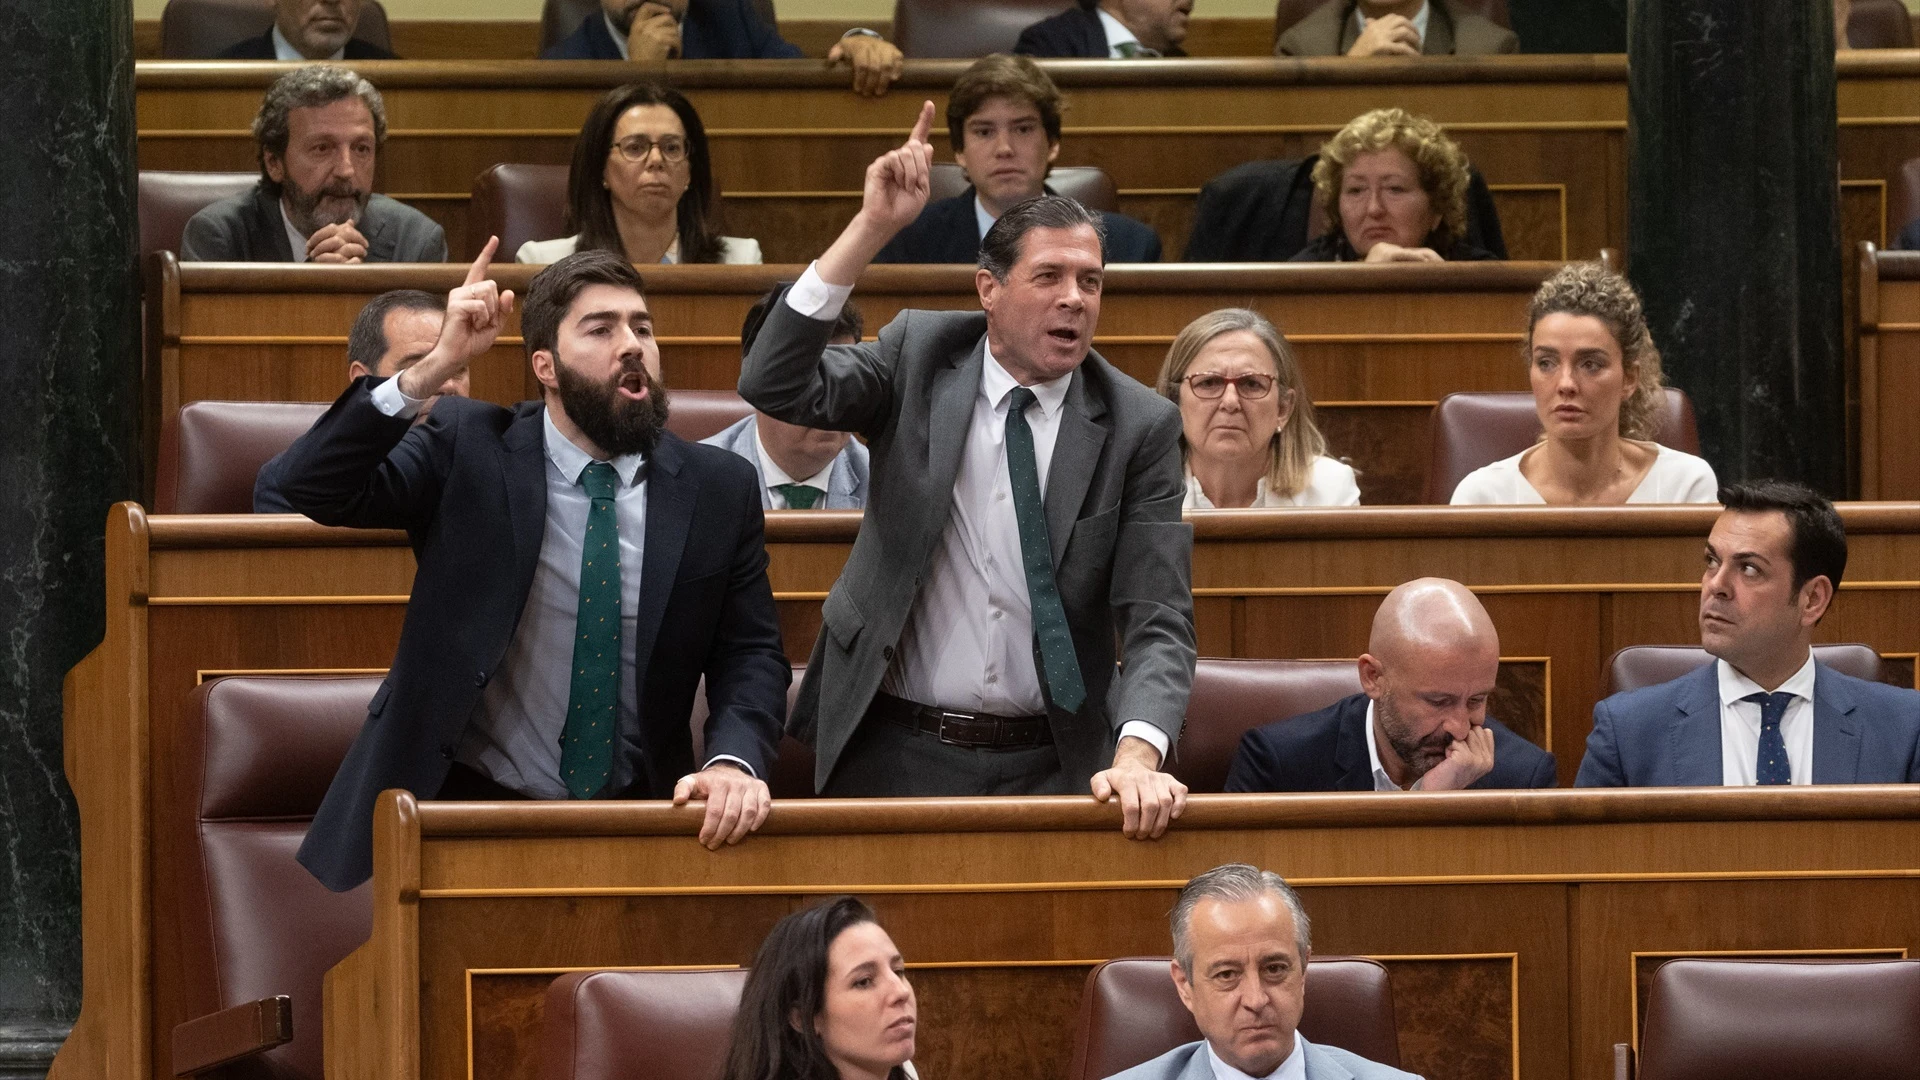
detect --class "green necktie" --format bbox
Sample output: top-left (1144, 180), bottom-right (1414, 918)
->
top-left (1115, 40), bottom-right (1160, 57)
top-left (773, 482), bottom-right (821, 509)
top-left (562, 462), bottom-right (621, 799)
top-left (1005, 388), bottom-right (1087, 714)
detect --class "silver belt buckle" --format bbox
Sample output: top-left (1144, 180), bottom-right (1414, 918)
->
top-left (938, 710), bottom-right (983, 747)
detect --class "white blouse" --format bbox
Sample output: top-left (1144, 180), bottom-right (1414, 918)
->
top-left (1449, 441), bottom-right (1719, 505)
top-left (514, 234), bottom-right (762, 265)
top-left (1184, 455), bottom-right (1362, 508)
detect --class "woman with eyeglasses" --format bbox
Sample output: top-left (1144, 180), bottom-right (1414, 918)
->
top-left (516, 82), bottom-right (762, 265)
top-left (1155, 309), bottom-right (1360, 508)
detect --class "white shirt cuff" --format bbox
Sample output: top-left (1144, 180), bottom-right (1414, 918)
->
top-left (369, 375), bottom-right (425, 419)
top-left (703, 754), bottom-right (758, 779)
top-left (1118, 720), bottom-right (1171, 763)
top-left (786, 261), bottom-right (854, 321)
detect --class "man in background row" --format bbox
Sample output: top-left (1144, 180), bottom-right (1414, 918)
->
top-left (218, 0), bottom-right (397, 60)
top-left (182, 66), bottom-right (446, 264)
top-left (1015, 0), bottom-right (1191, 58)
top-left (1276, 0), bottom-right (1516, 57)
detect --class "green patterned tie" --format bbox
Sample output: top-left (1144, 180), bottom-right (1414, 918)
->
top-left (1115, 40), bottom-right (1161, 57)
top-left (1005, 388), bottom-right (1087, 714)
top-left (773, 482), bottom-right (821, 509)
top-left (562, 462), bottom-right (621, 799)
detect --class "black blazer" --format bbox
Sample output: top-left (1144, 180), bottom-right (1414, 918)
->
top-left (282, 379), bottom-right (789, 891)
top-left (1013, 3), bottom-right (1186, 56)
top-left (1224, 692), bottom-right (1557, 792)
top-left (253, 448), bottom-right (295, 512)
top-left (873, 190), bottom-right (1163, 264)
top-left (215, 30), bottom-right (397, 59)
top-left (178, 183), bottom-right (448, 263)
top-left (542, 3), bottom-right (803, 59)
top-left (1183, 155), bottom-right (1508, 262)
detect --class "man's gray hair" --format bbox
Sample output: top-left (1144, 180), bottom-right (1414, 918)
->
top-left (1170, 863), bottom-right (1312, 975)
top-left (252, 65), bottom-right (387, 195)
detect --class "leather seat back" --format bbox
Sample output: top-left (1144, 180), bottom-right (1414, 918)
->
top-left (1606, 644), bottom-right (1884, 697)
top-left (1847, 0), bottom-right (1914, 47)
top-left (469, 164), bottom-right (572, 262)
top-left (155, 400), bottom-right (328, 514)
top-left (1423, 389), bottom-right (1699, 504)
top-left (540, 968), bottom-right (750, 1080)
top-left (1175, 659), bottom-right (1363, 794)
top-left (539, 0), bottom-right (778, 54)
top-left (1066, 956), bottom-right (1400, 1079)
top-left (665, 390), bottom-right (756, 443)
top-left (159, 0), bottom-right (391, 58)
top-left (1637, 959), bottom-right (1920, 1080)
top-left (171, 676), bottom-right (378, 1080)
top-left (929, 162), bottom-right (1120, 213)
top-left (139, 171), bottom-right (259, 260)
top-left (690, 664), bottom-right (816, 799)
top-left (892, 0), bottom-right (1075, 57)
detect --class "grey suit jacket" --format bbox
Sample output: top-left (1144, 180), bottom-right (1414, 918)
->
top-left (700, 414), bottom-right (871, 509)
top-left (1106, 1036), bottom-right (1421, 1080)
top-left (1575, 661), bottom-right (1920, 787)
top-left (739, 298), bottom-right (1196, 789)
top-left (1275, 0), bottom-right (1519, 55)
top-left (180, 183), bottom-right (448, 263)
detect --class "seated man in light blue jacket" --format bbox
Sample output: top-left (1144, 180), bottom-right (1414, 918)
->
top-left (702, 290), bottom-right (869, 510)
top-left (1108, 864), bottom-right (1419, 1080)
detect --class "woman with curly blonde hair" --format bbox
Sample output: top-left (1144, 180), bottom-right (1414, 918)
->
top-left (1451, 263), bottom-right (1718, 505)
top-left (1292, 107), bottom-right (1497, 263)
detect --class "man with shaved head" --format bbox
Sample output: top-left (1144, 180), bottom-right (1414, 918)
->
top-left (1226, 577), bottom-right (1557, 791)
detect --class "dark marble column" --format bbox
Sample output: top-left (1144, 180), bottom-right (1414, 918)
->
top-left (0, 0), bottom-right (142, 1077)
top-left (1626, 0), bottom-right (1846, 493)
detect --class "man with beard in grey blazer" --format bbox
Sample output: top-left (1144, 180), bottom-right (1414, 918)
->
top-left (740, 101), bottom-right (1196, 839)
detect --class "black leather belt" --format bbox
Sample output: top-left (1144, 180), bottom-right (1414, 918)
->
top-left (868, 692), bottom-right (1053, 749)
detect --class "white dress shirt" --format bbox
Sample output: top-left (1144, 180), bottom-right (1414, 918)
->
top-left (514, 234), bottom-right (763, 266)
top-left (1449, 443), bottom-right (1720, 505)
top-left (1205, 1033), bottom-right (1307, 1080)
top-left (1717, 653), bottom-right (1817, 786)
top-left (368, 379), bottom-right (746, 795)
top-left (278, 202), bottom-right (310, 264)
top-left (1096, 7), bottom-right (1148, 56)
top-left (784, 262), bottom-right (1169, 757)
top-left (973, 196), bottom-right (999, 242)
top-left (750, 422), bottom-right (834, 508)
top-left (271, 23), bottom-right (346, 61)
top-left (1352, 0), bottom-right (1430, 45)
top-left (1183, 457), bottom-right (1362, 508)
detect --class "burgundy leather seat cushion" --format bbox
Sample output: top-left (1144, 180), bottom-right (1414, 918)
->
top-left (158, 0), bottom-right (391, 58)
top-left (469, 163), bottom-right (571, 262)
top-left (1173, 659), bottom-right (1363, 794)
top-left (1423, 389), bottom-right (1699, 503)
top-left (155, 400), bottom-right (329, 514)
top-left (665, 390), bottom-right (756, 444)
top-left (139, 171), bottom-right (260, 260)
top-left (1067, 956), bottom-right (1400, 1080)
top-left (1606, 644), bottom-right (1883, 697)
top-left (540, 968), bottom-right (750, 1080)
top-left (1637, 959), bottom-right (1920, 1079)
top-left (929, 162), bottom-right (1120, 213)
top-left (891, 0), bottom-right (1075, 57)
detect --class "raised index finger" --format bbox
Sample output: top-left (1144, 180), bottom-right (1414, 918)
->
top-left (465, 235), bottom-right (499, 288)
top-left (907, 99), bottom-right (935, 147)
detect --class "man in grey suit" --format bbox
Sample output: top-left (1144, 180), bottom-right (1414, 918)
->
top-left (1578, 481), bottom-right (1920, 787)
top-left (1108, 864), bottom-right (1419, 1080)
top-left (1275, 0), bottom-right (1517, 56)
top-left (740, 102), bottom-right (1195, 838)
top-left (182, 65), bottom-right (446, 264)
top-left (704, 289), bottom-right (870, 510)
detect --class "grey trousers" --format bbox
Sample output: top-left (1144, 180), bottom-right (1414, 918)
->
top-left (821, 714), bottom-right (1077, 797)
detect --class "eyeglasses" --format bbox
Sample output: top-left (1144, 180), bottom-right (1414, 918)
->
top-left (1184, 372), bottom-right (1277, 400)
top-left (612, 135), bottom-right (689, 164)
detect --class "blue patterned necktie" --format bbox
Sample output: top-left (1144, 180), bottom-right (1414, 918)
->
top-left (1742, 691), bottom-right (1795, 785)
top-left (562, 462), bottom-right (621, 799)
top-left (1005, 388), bottom-right (1087, 714)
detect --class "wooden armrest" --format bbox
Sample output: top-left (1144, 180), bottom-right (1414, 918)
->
top-left (172, 996), bottom-right (292, 1077)
top-left (1613, 1042), bottom-right (1634, 1080)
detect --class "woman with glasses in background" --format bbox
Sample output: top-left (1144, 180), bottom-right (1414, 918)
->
top-left (517, 82), bottom-right (762, 265)
top-left (1156, 308), bottom-right (1360, 508)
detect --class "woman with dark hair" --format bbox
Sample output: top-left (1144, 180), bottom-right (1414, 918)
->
top-left (516, 82), bottom-right (761, 265)
top-left (724, 896), bottom-right (918, 1080)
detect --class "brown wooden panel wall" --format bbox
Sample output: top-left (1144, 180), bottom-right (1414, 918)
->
top-left (1858, 247), bottom-right (1920, 499)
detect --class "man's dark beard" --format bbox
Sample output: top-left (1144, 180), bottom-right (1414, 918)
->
top-left (1376, 694), bottom-right (1454, 782)
top-left (554, 353), bottom-right (671, 459)
top-left (284, 178), bottom-right (369, 234)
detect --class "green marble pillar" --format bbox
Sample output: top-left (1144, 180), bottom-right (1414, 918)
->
top-left (0, 0), bottom-right (142, 1076)
top-left (1626, 0), bottom-right (1846, 493)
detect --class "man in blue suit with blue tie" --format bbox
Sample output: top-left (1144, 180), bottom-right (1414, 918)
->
top-left (1577, 481), bottom-right (1920, 787)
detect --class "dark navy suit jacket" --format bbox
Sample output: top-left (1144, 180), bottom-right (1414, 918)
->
top-left (1013, 3), bottom-right (1187, 57)
top-left (873, 189), bottom-right (1162, 264)
top-left (1575, 661), bottom-right (1920, 786)
top-left (216, 30), bottom-right (396, 59)
top-left (1225, 692), bottom-right (1557, 792)
top-left (280, 378), bottom-right (789, 890)
top-left (542, 4), bottom-right (803, 59)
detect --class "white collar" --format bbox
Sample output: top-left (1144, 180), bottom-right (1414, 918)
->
top-left (981, 340), bottom-right (1072, 420)
top-left (1361, 698), bottom-right (1411, 791)
top-left (1716, 651), bottom-right (1818, 709)
top-left (1095, 7), bottom-right (1143, 54)
top-left (1204, 1032), bottom-right (1307, 1080)
top-left (278, 200), bottom-right (311, 263)
top-left (973, 194), bottom-right (998, 242)
top-left (1353, 0), bottom-right (1431, 44)
top-left (751, 418), bottom-right (834, 492)
top-left (542, 406), bottom-right (648, 488)
top-left (603, 12), bottom-right (633, 59)
top-left (271, 22), bottom-right (345, 61)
